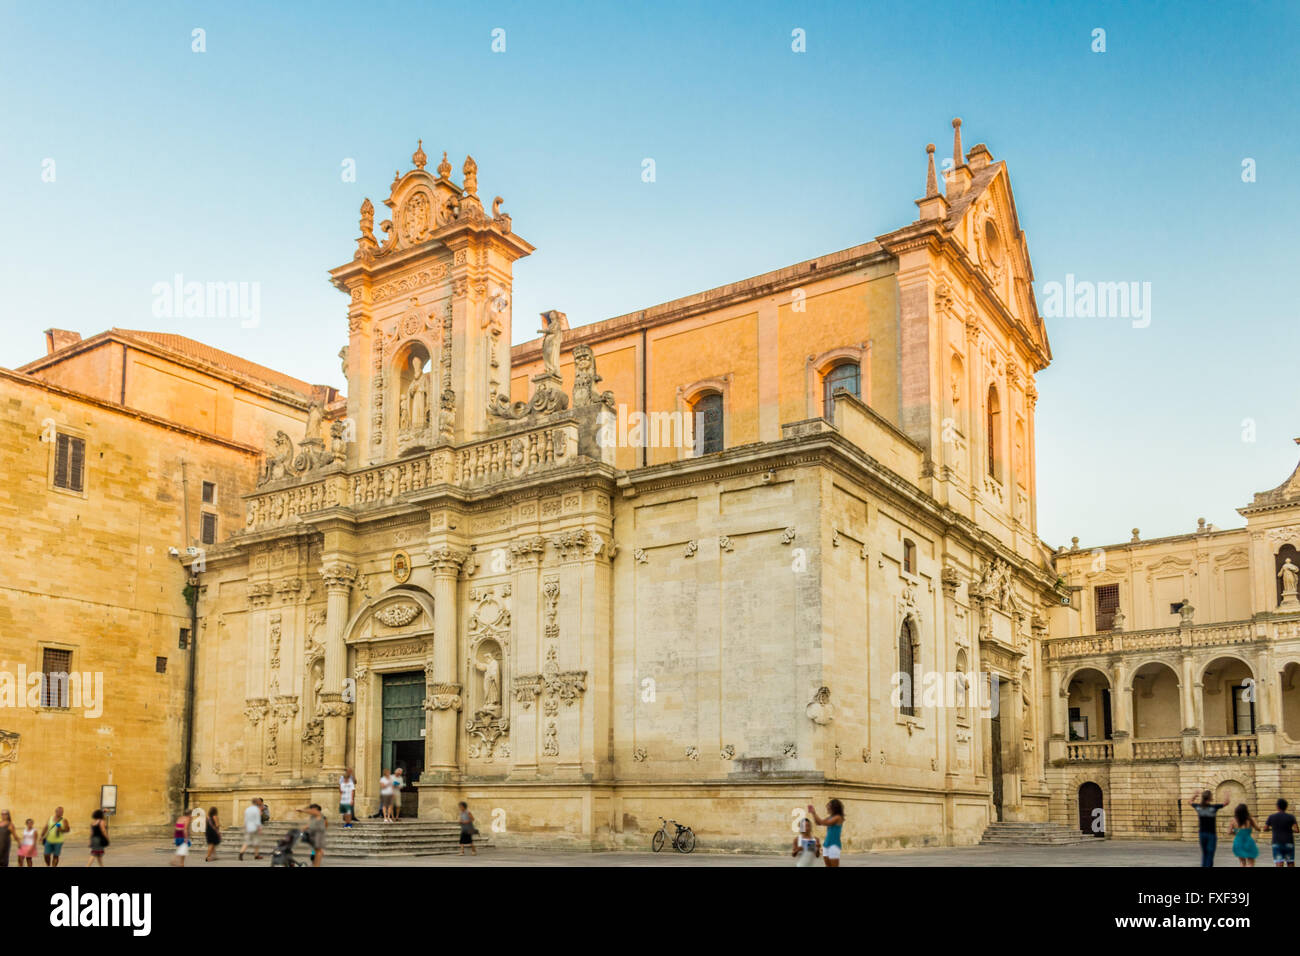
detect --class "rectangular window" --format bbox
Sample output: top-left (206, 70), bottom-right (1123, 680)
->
top-left (156, 657), bottom-right (168, 674)
top-left (201, 481), bottom-right (216, 505)
top-left (40, 648), bottom-right (73, 708)
top-left (179, 628), bottom-right (191, 650)
top-left (200, 512), bottom-right (218, 545)
top-left (53, 433), bottom-right (86, 492)
top-left (1094, 584), bottom-right (1120, 632)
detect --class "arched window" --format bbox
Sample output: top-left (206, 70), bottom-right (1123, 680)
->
top-left (899, 618), bottom-right (918, 717)
top-left (986, 384), bottom-right (1001, 479)
top-left (903, 538), bottom-right (917, 575)
top-left (692, 392), bottom-right (724, 455)
top-left (822, 362), bottom-right (861, 418)
top-left (948, 353), bottom-right (965, 432)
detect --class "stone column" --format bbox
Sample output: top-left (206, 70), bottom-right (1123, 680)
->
top-left (1111, 659), bottom-right (1133, 760)
top-left (319, 561), bottom-right (358, 774)
top-left (1179, 654), bottom-right (1199, 757)
top-left (426, 546), bottom-right (467, 777)
top-left (1047, 661), bottom-right (1066, 763)
top-left (1256, 646), bottom-right (1278, 755)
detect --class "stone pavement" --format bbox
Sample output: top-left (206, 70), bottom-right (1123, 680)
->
top-left (48, 837), bottom-right (1214, 867)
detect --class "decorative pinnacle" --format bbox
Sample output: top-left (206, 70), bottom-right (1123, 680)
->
top-left (925, 143), bottom-right (938, 198)
top-left (437, 151), bottom-right (452, 180)
top-left (952, 118), bottom-right (963, 168)
top-left (412, 139), bottom-right (427, 170)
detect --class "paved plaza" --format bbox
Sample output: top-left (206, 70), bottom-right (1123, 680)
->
top-left (43, 837), bottom-right (1220, 867)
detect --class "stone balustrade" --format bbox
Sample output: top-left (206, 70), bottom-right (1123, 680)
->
top-left (244, 419), bottom-right (586, 531)
top-left (1132, 737), bottom-right (1183, 760)
top-left (1201, 735), bottom-right (1258, 758)
top-left (1065, 740), bottom-right (1113, 761)
top-left (1044, 618), bottom-right (1270, 661)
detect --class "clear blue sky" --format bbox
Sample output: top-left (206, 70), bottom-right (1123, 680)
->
top-left (2, 0), bottom-right (1297, 547)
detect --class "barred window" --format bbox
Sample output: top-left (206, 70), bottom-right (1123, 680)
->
top-left (53, 433), bottom-right (85, 492)
top-left (200, 512), bottom-right (218, 545)
top-left (41, 648), bottom-right (73, 708)
top-left (1094, 583), bottom-right (1120, 632)
top-left (156, 657), bottom-right (168, 674)
top-left (201, 481), bottom-right (216, 504)
top-left (179, 628), bottom-right (191, 650)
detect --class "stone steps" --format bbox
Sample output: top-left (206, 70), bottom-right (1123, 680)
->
top-left (198, 820), bottom-right (489, 858)
top-left (979, 821), bottom-right (1091, 846)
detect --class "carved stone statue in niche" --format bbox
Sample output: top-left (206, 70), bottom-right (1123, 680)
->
top-left (475, 650), bottom-right (502, 715)
top-left (398, 352), bottom-right (434, 448)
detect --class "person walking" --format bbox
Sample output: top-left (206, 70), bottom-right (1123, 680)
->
top-left (806, 799), bottom-right (845, 868)
top-left (791, 817), bottom-right (821, 867)
top-left (41, 807), bottom-right (71, 867)
top-left (379, 769), bottom-right (395, 823)
top-left (1264, 798), bottom-right (1298, 867)
top-left (239, 798), bottom-right (264, 861)
top-left (17, 819), bottom-right (38, 867)
top-left (391, 767), bottom-right (406, 821)
top-left (339, 769), bottom-right (357, 828)
top-left (87, 809), bottom-right (109, 867)
top-left (297, 804), bottom-right (327, 868)
top-left (204, 807), bottom-right (222, 862)
top-left (1229, 803), bottom-right (1259, 867)
top-left (0, 810), bottom-right (15, 868)
top-left (457, 802), bottom-right (477, 856)
top-left (1189, 790), bottom-right (1226, 867)
top-left (170, 811), bottom-right (190, 867)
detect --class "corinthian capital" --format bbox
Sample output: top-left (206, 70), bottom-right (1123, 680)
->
top-left (320, 562), bottom-right (359, 591)
top-left (428, 545), bottom-right (469, 573)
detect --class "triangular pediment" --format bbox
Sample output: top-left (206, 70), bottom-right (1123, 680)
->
top-left (945, 161), bottom-right (1050, 363)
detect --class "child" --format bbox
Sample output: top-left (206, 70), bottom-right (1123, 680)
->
top-left (87, 809), bottom-right (109, 867)
top-left (17, 819), bottom-right (38, 867)
top-left (791, 817), bottom-right (821, 867)
top-left (170, 812), bottom-right (191, 867)
top-left (1230, 803), bottom-right (1259, 868)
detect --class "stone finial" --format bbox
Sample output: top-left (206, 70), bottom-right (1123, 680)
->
top-left (1197, 517), bottom-right (1207, 532)
top-left (925, 143), bottom-right (938, 198)
top-left (1131, 528), bottom-right (1141, 542)
top-left (952, 118), bottom-right (963, 168)
top-left (1071, 536), bottom-right (1080, 550)
top-left (437, 151), bottom-right (452, 180)
top-left (412, 139), bottom-right (427, 170)
top-left (463, 155), bottom-right (478, 196)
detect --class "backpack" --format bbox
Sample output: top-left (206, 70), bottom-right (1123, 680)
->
top-left (261, 805), bottom-right (271, 824)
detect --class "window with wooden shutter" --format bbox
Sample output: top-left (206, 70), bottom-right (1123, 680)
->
top-left (1094, 583), bottom-right (1120, 632)
top-left (201, 512), bottom-right (218, 545)
top-left (53, 433), bottom-right (86, 492)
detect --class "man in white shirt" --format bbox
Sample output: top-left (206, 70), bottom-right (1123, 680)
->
top-left (339, 769), bottom-right (357, 828)
top-left (379, 769), bottom-right (394, 823)
top-left (239, 798), bottom-right (263, 861)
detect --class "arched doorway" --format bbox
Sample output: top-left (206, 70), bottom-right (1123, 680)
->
top-left (1078, 782), bottom-right (1104, 836)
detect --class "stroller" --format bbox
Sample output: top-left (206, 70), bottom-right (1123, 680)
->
top-left (270, 827), bottom-right (312, 867)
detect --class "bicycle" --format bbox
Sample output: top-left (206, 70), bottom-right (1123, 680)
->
top-left (651, 816), bottom-right (696, 853)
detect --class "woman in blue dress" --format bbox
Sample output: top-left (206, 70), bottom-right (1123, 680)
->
top-left (1230, 803), bottom-right (1260, 867)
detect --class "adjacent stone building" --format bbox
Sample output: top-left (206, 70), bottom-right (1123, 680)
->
top-left (1045, 453), bottom-right (1300, 840)
top-left (0, 329), bottom-right (330, 833)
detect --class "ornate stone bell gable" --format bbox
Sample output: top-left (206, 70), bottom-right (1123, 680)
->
top-left (330, 142), bottom-right (536, 459)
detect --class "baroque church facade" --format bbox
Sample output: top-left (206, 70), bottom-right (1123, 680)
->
top-left (190, 123), bottom-right (1064, 850)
